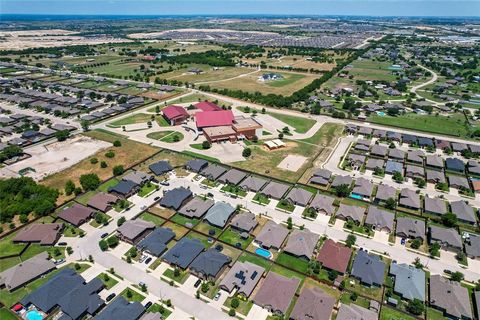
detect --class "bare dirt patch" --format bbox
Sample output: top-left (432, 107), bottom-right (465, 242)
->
top-left (277, 154), bottom-right (308, 172)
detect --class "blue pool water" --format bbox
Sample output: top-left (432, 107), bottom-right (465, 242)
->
top-left (26, 310), bottom-right (43, 320)
top-left (255, 248), bottom-right (272, 259)
top-left (376, 111), bottom-right (386, 116)
top-left (350, 194), bottom-right (362, 200)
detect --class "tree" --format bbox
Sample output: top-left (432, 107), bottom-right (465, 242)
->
top-left (90, 157), bottom-right (98, 164)
top-left (346, 234), bottom-right (356, 247)
top-left (228, 309), bottom-right (236, 317)
top-left (413, 257), bottom-right (423, 269)
top-left (126, 256), bottom-right (132, 263)
top-left (100, 161), bottom-right (108, 168)
top-left (278, 132), bottom-right (284, 139)
top-left (242, 148), bottom-right (251, 157)
top-left (99, 240), bottom-right (108, 251)
top-left (429, 242), bottom-right (441, 257)
top-left (287, 217), bottom-right (293, 230)
top-left (103, 273), bottom-right (110, 281)
top-left (126, 289), bottom-right (133, 298)
top-left (411, 238), bottom-right (422, 249)
top-left (81, 120), bottom-right (90, 132)
top-left (140, 283), bottom-right (147, 292)
top-left (385, 197), bottom-right (396, 210)
top-left (113, 140), bottom-right (122, 147)
top-left (173, 268), bottom-right (181, 277)
top-left (79, 173), bottom-right (101, 191)
top-left (107, 235), bottom-right (119, 248)
top-left (113, 165), bottom-right (124, 176)
top-left (334, 184), bottom-right (350, 197)
top-left (350, 292), bottom-right (358, 301)
top-left (201, 282), bottom-right (209, 293)
top-left (441, 212), bottom-right (458, 227)
top-left (55, 130), bottom-right (70, 141)
top-left (64, 180), bottom-right (75, 196)
top-left (328, 270), bottom-right (338, 281)
top-left (105, 150), bottom-right (115, 158)
top-left (393, 171), bottom-right (404, 182)
top-left (230, 298), bottom-right (239, 309)
top-left (407, 299), bottom-right (425, 315)
top-left (451, 271), bottom-right (464, 282)
top-left (415, 178), bottom-right (426, 188)
top-left (117, 216), bottom-right (126, 226)
top-left (202, 141), bottom-right (211, 149)
top-left (66, 246), bottom-right (73, 255)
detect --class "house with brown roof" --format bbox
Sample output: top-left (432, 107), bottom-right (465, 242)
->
top-left (336, 304), bottom-right (378, 320)
top-left (429, 275), bottom-right (472, 319)
top-left (253, 272), bottom-right (300, 315)
top-left (335, 203), bottom-right (366, 224)
top-left (283, 229), bottom-right (319, 260)
top-left (316, 239), bottom-right (352, 274)
top-left (365, 206), bottom-right (394, 233)
top-left (254, 220), bottom-right (289, 250)
top-left (374, 184), bottom-right (396, 203)
top-left (87, 192), bottom-right (119, 212)
top-left (58, 203), bottom-right (96, 226)
top-left (290, 287), bottom-right (335, 320)
top-left (117, 219), bottom-right (155, 244)
top-left (13, 223), bottom-right (63, 246)
top-left (309, 194), bottom-right (335, 215)
top-left (230, 212), bottom-right (258, 233)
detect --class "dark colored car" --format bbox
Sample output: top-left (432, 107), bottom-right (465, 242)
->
top-left (145, 257), bottom-right (152, 264)
top-left (57, 242), bottom-right (67, 246)
top-left (106, 293), bottom-right (116, 302)
top-left (194, 279), bottom-right (202, 288)
top-left (154, 196), bottom-right (160, 201)
top-left (101, 233), bottom-right (109, 239)
top-left (144, 301), bottom-right (152, 309)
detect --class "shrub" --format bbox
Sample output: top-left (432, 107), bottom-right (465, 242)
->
top-left (90, 157), bottom-right (98, 164)
top-left (100, 161), bottom-right (108, 168)
top-left (113, 140), bottom-right (122, 147)
top-left (242, 147), bottom-right (251, 157)
top-left (105, 150), bottom-right (115, 158)
top-left (230, 298), bottom-right (239, 309)
top-left (99, 240), bottom-right (108, 251)
top-left (79, 173), bottom-right (101, 191)
top-left (202, 141), bottom-right (211, 149)
top-left (113, 165), bottom-right (124, 176)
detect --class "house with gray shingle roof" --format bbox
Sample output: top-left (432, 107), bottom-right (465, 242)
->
top-left (351, 250), bottom-right (385, 287)
top-left (260, 181), bottom-right (290, 199)
top-left (465, 234), bottom-right (480, 259)
top-left (370, 144), bottom-right (388, 157)
top-left (396, 216), bottom-right (425, 241)
top-left (336, 304), bottom-right (377, 320)
top-left (96, 296), bottom-right (145, 320)
top-left (163, 238), bottom-right (205, 269)
top-left (309, 169), bottom-right (331, 186)
top-left (365, 206), bottom-right (394, 232)
top-left (117, 219), bottom-right (155, 244)
top-left (366, 158), bottom-right (385, 171)
top-left (309, 194), bottom-right (335, 215)
top-left (429, 275), bottom-right (472, 319)
top-left (429, 225), bottom-right (463, 253)
top-left (426, 169), bottom-right (446, 184)
top-left (426, 155), bottom-right (444, 168)
top-left (160, 187), bottom-right (193, 210)
top-left (351, 178), bottom-right (374, 198)
top-left (218, 168), bottom-right (247, 185)
top-left (230, 212), bottom-right (258, 233)
top-left (285, 187), bottom-right (313, 207)
top-left (149, 160), bottom-right (173, 175)
top-left (178, 197), bottom-right (214, 218)
top-left (375, 184), bottom-right (397, 202)
top-left (448, 175), bottom-right (470, 190)
top-left (424, 197), bottom-right (447, 215)
top-left (239, 175), bottom-right (268, 192)
top-left (122, 171), bottom-right (153, 186)
top-left (204, 202), bottom-right (236, 228)
top-left (389, 148), bottom-right (405, 160)
top-left (389, 263), bottom-right (425, 301)
top-left (407, 150), bottom-right (424, 164)
top-left (335, 203), bottom-right (366, 223)
top-left (189, 249), bottom-right (231, 281)
top-left (137, 227), bottom-right (175, 257)
top-left (254, 220), bottom-right (289, 249)
top-left (348, 153), bottom-right (366, 167)
top-left (405, 165), bottom-right (424, 180)
top-left (399, 188), bottom-right (421, 210)
top-left (385, 160), bottom-right (403, 174)
top-left (450, 201), bottom-right (476, 224)
top-left (290, 287), bottom-right (335, 320)
top-left (253, 272), bottom-right (300, 316)
top-left (185, 159), bottom-right (208, 173)
top-left (283, 229), bottom-right (319, 260)
top-left (331, 175), bottom-right (353, 188)
top-left (201, 164), bottom-right (227, 181)
top-left (219, 261), bottom-right (264, 297)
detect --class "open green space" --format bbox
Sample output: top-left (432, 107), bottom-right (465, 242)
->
top-left (237, 252), bottom-right (273, 271)
top-left (275, 252), bottom-right (310, 274)
top-left (218, 227), bottom-right (253, 249)
top-left (109, 113), bottom-right (153, 127)
top-left (163, 268), bottom-right (190, 284)
top-left (120, 287), bottom-right (146, 302)
top-left (0, 308), bottom-right (17, 320)
top-left (98, 273), bottom-right (119, 289)
top-left (138, 183), bottom-right (157, 197)
top-left (170, 213), bottom-right (200, 227)
top-left (268, 112), bottom-right (316, 133)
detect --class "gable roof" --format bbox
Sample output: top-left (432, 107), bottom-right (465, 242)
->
top-left (336, 304), bottom-right (378, 320)
top-left (13, 223), bottom-right (63, 245)
top-left (160, 187), bottom-right (192, 210)
top-left (195, 110), bottom-right (234, 128)
top-left (149, 160), bottom-right (173, 175)
top-left (396, 216), bottom-right (426, 240)
top-left (137, 227), bottom-right (175, 256)
top-left (239, 175), bottom-right (269, 192)
top-left (261, 181), bottom-right (290, 199)
top-left (352, 178), bottom-right (374, 197)
top-left (285, 187), bottom-right (313, 206)
top-left (309, 194), bottom-right (335, 215)
top-left (178, 197), bottom-right (215, 218)
top-left (316, 239), bottom-right (352, 274)
top-left (351, 250), bottom-right (385, 286)
top-left (424, 197), bottom-right (447, 214)
top-left (189, 249), bottom-right (231, 278)
top-left (375, 184), bottom-right (397, 201)
top-left (390, 263), bottom-right (425, 301)
top-left (163, 238), bottom-right (205, 269)
top-left (185, 159), bottom-right (208, 172)
top-left (284, 229), bottom-right (319, 258)
top-left (399, 188), bottom-right (421, 209)
top-left (336, 203), bottom-right (366, 223)
top-left (58, 203), bottom-right (95, 226)
top-left (108, 179), bottom-right (137, 196)
top-left (331, 175), bottom-right (353, 188)
top-left (162, 105), bottom-right (188, 120)
top-left (365, 206), bottom-right (394, 232)
top-left (195, 101), bottom-right (222, 112)
top-left (122, 171), bottom-right (152, 185)
top-left (87, 192), bottom-right (118, 212)
top-left (117, 219), bottom-right (155, 242)
top-left (218, 168), bottom-right (247, 185)
top-left (96, 297), bottom-right (145, 320)
top-left (219, 261), bottom-right (264, 297)
top-left (56, 277), bottom-right (104, 319)
top-left (429, 275), bottom-right (472, 319)
top-left (253, 272), bottom-right (300, 314)
top-left (290, 287), bottom-right (335, 320)
top-left (429, 225), bottom-right (462, 249)
top-left (445, 157), bottom-right (465, 172)
top-left (201, 164), bottom-right (227, 181)
top-left (204, 202), bottom-right (236, 228)
top-left (255, 220), bottom-right (289, 249)
top-left (230, 212), bottom-right (258, 233)
top-left (450, 200), bottom-right (476, 223)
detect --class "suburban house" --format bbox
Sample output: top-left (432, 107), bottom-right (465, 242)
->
top-left (424, 197), bottom-right (447, 215)
top-left (117, 219), bottom-right (155, 244)
top-left (189, 249), bottom-right (231, 280)
top-left (13, 223), bottom-right (63, 246)
top-left (201, 164), bottom-right (227, 181)
top-left (426, 169), bottom-right (446, 184)
top-left (316, 239), bottom-right (352, 274)
top-left (162, 238), bottom-right (205, 269)
top-left (374, 184), bottom-right (397, 203)
top-left (426, 155), bottom-right (444, 169)
top-left (389, 148), bottom-right (405, 160)
top-left (290, 287), bottom-right (335, 320)
top-left (429, 225), bottom-right (463, 253)
top-left (385, 160), bottom-right (403, 175)
top-left (407, 150), bottom-right (424, 164)
top-left (162, 105), bottom-right (189, 125)
top-left (230, 212), bottom-right (258, 233)
top-left (405, 165), bottom-right (424, 180)
top-left (465, 234), bottom-right (480, 260)
top-left (336, 304), bottom-right (378, 320)
top-left (389, 262), bottom-right (425, 301)
top-left (365, 206), bottom-right (394, 233)
top-left (122, 171), bottom-right (154, 186)
top-left (239, 175), bottom-right (268, 192)
top-left (185, 159), bottom-right (208, 173)
top-left (254, 220), bottom-right (289, 250)
top-left (149, 160), bottom-right (173, 176)
top-left (370, 144), bottom-right (388, 157)
top-left (260, 181), bottom-right (290, 200)
top-left (219, 261), bottom-right (264, 297)
top-left (283, 229), bottom-right (319, 260)
top-left (445, 157), bottom-right (465, 172)
top-left (20, 268), bottom-right (105, 320)
top-left (284, 187), bottom-right (313, 207)
top-left (351, 250), bottom-right (386, 287)
top-left (96, 297), bottom-right (145, 320)
top-left (347, 154), bottom-right (366, 168)
top-left (160, 187), bottom-right (193, 210)
top-left (253, 272), bottom-right (300, 316)
top-left (309, 169), bottom-right (332, 186)
top-left (218, 168), bottom-right (247, 185)
top-left (87, 192), bottom-right (119, 212)
top-left (0, 252), bottom-right (56, 292)
top-left (58, 203), bottom-right (96, 226)
top-left (309, 194), bottom-right (336, 215)
top-left (398, 188), bottom-right (421, 210)
top-left (429, 275), bottom-right (472, 319)
top-left (450, 200), bottom-right (477, 224)
top-left (448, 175), bottom-right (470, 190)
top-left (396, 217), bottom-right (426, 241)
top-left (335, 203), bottom-right (366, 224)
top-left (365, 158), bottom-right (385, 171)
top-left (178, 197), bottom-right (214, 218)
top-left (204, 202), bottom-right (236, 228)
top-left (331, 175), bottom-right (353, 188)
top-left (136, 227), bottom-right (175, 257)
top-left (108, 180), bottom-right (139, 199)
top-left (351, 178), bottom-right (374, 199)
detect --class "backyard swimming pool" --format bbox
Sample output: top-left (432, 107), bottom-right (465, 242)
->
top-left (350, 194), bottom-right (363, 200)
top-left (376, 111), bottom-right (386, 116)
top-left (25, 310), bottom-right (43, 320)
top-left (255, 247), bottom-right (272, 259)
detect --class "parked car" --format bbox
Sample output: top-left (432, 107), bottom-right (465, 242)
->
top-left (154, 196), bottom-right (160, 201)
top-left (160, 181), bottom-right (170, 186)
top-left (145, 257), bottom-right (152, 264)
top-left (141, 205), bottom-right (147, 210)
top-left (139, 255), bottom-right (147, 263)
top-left (101, 233), bottom-right (109, 239)
top-left (54, 258), bottom-right (65, 265)
top-left (106, 293), bottom-right (116, 302)
top-left (58, 242), bottom-right (67, 246)
top-left (194, 279), bottom-right (202, 288)
top-left (214, 292), bottom-right (221, 301)
top-left (139, 281), bottom-right (146, 287)
top-left (144, 301), bottom-right (152, 309)
top-left (400, 238), bottom-right (406, 245)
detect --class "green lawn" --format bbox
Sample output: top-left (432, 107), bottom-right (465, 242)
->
top-left (379, 306), bottom-right (417, 320)
top-left (97, 178), bottom-right (119, 192)
top-left (252, 193), bottom-right (271, 205)
top-left (163, 268), bottom-right (190, 284)
top-left (156, 116), bottom-right (170, 127)
top-left (89, 212), bottom-right (111, 228)
top-left (147, 131), bottom-right (174, 140)
top-left (219, 227), bottom-right (253, 249)
top-left (275, 252), bottom-right (310, 274)
top-left (161, 132), bottom-right (184, 143)
top-left (182, 151), bottom-right (219, 163)
top-left (147, 303), bottom-right (172, 318)
top-left (344, 277), bottom-right (383, 301)
top-left (268, 112), bottom-right (316, 133)
top-left (0, 256), bottom-right (21, 272)
top-left (120, 287), bottom-right (146, 302)
top-left (270, 264), bottom-right (305, 281)
top-left (0, 232), bottom-right (26, 258)
top-left (138, 183), bottom-right (157, 197)
top-left (98, 273), bottom-right (119, 289)
top-left (139, 212), bottom-right (166, 226)
top-left (0, 308), bottom-right (17, 320)
top-left (426, 307), bottom-right (447, 320)
top-left (75, 190), bottom-right (97, 205)
top-left (194, 221), bottom-right (223, 238)
top-left (185, 231), bottom-right (212, 248)
top-left (276, 200), bottom-right (295, 212)
top-left (221, 184), bottom-right (247, 197)
top-left (224, 296), bottom-right (254, 316)
top-left (170, 213), bottom-right (200, 227)
top-left (340, 292), bottom-right (371, 309)
top-left (237, 252), bottom-right (273, 271)
top-left (368, 113), bottom-right (470, 138)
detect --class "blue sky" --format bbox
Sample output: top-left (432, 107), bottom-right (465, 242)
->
top-left (1, 0), bottom-right (479, 17)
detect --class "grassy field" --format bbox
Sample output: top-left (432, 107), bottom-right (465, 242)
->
top-left (163, 268), bottom-right (190, 284)
top-left (147, 131), bottom-right (184, 143)
top-left (368, 113), bottom-right (471, 137)
top-left (167, 93), bottom-right (232, 107)
top-left (218, 227), bottom-right (253, 249)
top-left (109, 113), bottom-right (153, 127)
top-left (349, 59), bottom-right (398, 82)
top-left (0, 308), bottom-right (17, 320)
top-left (40, 130), bottom-right (159, 204)
top-left (163, 65), bottom-right (256, 83)
top-left (379, 306), bottom-right (418, 320)
top-left (170, 213), bottom-right (200, 227)
top-left (275, 252), bottom-right (310, 273)
top-left (268, 112), bottom-right (316, 133)
top-left (98, 273), bottom-right (119, 289)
